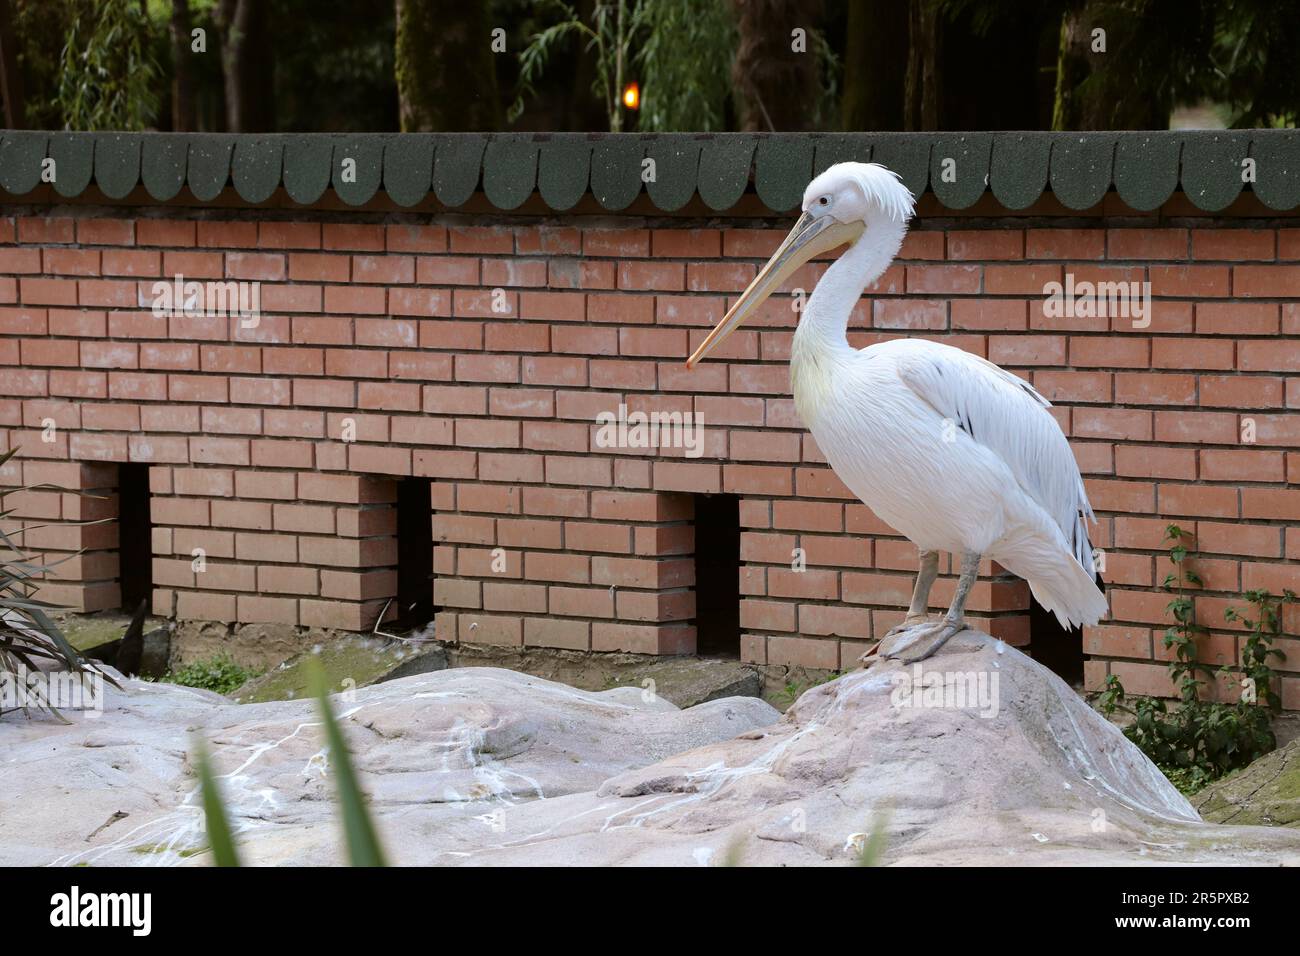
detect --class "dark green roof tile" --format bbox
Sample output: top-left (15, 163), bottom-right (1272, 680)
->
top-left (186, 134), bottom-right (235, 202)
top-left (1049, 133), bottom-right (1114, 210)
top-left (140, 134), bottom-right (187, 200)
top-left (94, 132), bottom-right (143, 200)
top-left (755, 135), bottom-right (815, 212)
top-left (282, 136), bottom-right (334, 205)
top-left (1114, 132), bottom-right (1180, 211)
top-left (382, 133), bottom-right (435, 207)
top-left (990, 133), bottom-right (1050, 210)
top-left (431, 134), bottom-right (486, 207)
top-left (48, 132), bottom-right (93, 198)
top-left (930, 133), bottom-right (991, 209)
top-left (644, 135), bottom-right (700, 212)
top-left (231, 135), bottom-right (284, 204)
top-left (698, 134), bottom-right (756, 211)
top-left (1249, 130), bottom-right (1300, 211)
top-left (1180, 131), bottom-right (1249, 212)
top-left (812, 134), bottom-right (873, 178)
top-left (483, 133), bottom-right (539, 210)
top-left (590, 135), bottom-right (644, 211)
top-left (870, 134), bottom-right (931, 198)
top-left (0, 131), bottom-right (48, 195)
top-left (537, 134), bottom-right (591, 211)
top-left (331, 135), bottom-right (385, 206)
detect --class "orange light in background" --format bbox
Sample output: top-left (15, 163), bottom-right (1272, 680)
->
top-left (622, 82), bottom-right (640, 110)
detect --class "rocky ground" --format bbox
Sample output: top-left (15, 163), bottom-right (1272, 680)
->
top-left (1195, 736), bottom-right (1300, 829)
top-left (5, 627), bottom-right (1300, 866)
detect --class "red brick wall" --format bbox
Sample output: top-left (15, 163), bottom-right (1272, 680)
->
top-left (1, 203), bottom-right (1298, 707)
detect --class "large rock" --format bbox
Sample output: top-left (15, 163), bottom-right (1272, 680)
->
top-left (5, 630), bottom-right (1300, 866)
top-left (0, 666), bottom-right (778, 866)
top-left (1194, 737), bottom-right (1300, 828)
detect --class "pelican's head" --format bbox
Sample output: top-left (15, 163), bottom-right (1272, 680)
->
top-left (686, 162), bottom-right (914, 367)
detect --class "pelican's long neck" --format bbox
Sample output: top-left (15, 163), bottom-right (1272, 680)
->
top-left (791, 217), bottom-right (906, 415)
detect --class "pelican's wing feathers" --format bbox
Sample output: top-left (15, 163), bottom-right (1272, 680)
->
top-left (890, 341), bottom-right (1095, 569)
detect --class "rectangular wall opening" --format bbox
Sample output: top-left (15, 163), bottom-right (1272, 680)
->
top-left (117, 463), bottom-right (153, 613)
top-left (1028, 565), bottom-right (1102, 687)
top-left (395, 477), bottom-right (435, 631)
top-left (693, 493), bottom-right (740, 658)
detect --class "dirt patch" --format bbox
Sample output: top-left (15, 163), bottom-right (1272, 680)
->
top-left (169, 621), bottom-right (342, 671)
top-left (52, 613), bottom-right (841, 712)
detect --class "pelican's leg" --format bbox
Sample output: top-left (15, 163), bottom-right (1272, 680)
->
top-left (882, 549), bottom-right (940, 639)
top-left (879, 550), bottom-right (981, 663)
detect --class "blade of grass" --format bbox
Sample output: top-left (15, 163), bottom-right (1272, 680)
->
top-left (307, 659), bottom-right (387, 867)
top-left (194, 739), bottom-right (242, 867)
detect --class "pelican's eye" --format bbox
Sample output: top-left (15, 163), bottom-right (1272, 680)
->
top-left (818, 196), bottom-right (830, 206)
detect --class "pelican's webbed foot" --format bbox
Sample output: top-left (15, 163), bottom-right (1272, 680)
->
top-left (882, 613), bottom-right (932, 640)
top-left (877, 617), bottom-right (965, 663)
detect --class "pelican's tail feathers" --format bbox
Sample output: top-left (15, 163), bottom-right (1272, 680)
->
top-left (1027, 549), bottom-right (1108, 630)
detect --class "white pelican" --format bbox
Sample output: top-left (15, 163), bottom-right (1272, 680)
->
top-left (687, 162), bottom-right (1107, 663)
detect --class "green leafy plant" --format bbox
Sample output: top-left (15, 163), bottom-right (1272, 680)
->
top-left (509, 0), bottom-right (649, 131)
top-left (56, 0), bottom-right (160, 131)
top-left (197, 658), bottom-right (387, 866)
top-left (635, 0), bottom-right (737, 131)
top-left (0, 448), bottom-right (114, 721)
top-left (778, 670), bottom-right (839, 706)
top-left (1096, 525), bottom-right (1292, 793)
top-left (164, 653), bottom-right (260, 695)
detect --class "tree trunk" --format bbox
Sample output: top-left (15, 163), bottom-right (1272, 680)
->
top-left (0, 0), bottom-right (25, 128)
top-left (730, 0), bottom-right (823, 132)
top-left (396, 0), bottom-right (500, 132)
top-left (840, 0), bottom-right (908, 131)
top-left (1052, 5), bottom-right (1169, 130)
top-left (170, 0), bottom-right (196, 131)
top-left (903, 0), bottom-right (941, 130)
top-left (566, 0), bottom-right (603, 131)
top-left (215, 0), bottom-right (275, 132)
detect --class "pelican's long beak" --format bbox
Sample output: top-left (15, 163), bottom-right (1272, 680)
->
top-left (686, 213), bottom-right (864, 367)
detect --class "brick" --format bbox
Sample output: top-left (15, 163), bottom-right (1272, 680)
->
top-left (387, 224), bottom-right (447, 253)
top-left (989, 335), bottom-right (1066, 366)
top-left (1240, 341), bottom-right (1300, 373)
top-left (951, 299), bottom-right (1027, 331)
top-left (323, 223), bottom-right (384, 252)
top-left (1115, 373), bottom-right (1196, 406)
top-left (259, 222), bottom-right (321, 249)
top-left (226, 252), bottom-right (286, 281)
top-left (1148, 264), bottom-right (1229, 297)
top-left (946, 230), bottom-right (1023, 260)
top-left (137, 219), bottom-right (196, 247)
top-left (874, 298), bottom-right (945, 330)
top-left (449, 226), bottom-right (514, 255)
top-left (906, 263), bottom-right (980, 294)
top-left (77, 219), bottom-right (134, 245)
top-left (1192, 230), bottom-right (1274, 261)
top-left (353, 254), bottom-right (415, 285)
top-left (584, 229), bottom-right (649, 258)
top-left (1233, 265), bottom-right (1300, 297)
top-left (984, 264), bottom-right (1061, 295)
top-left (1025, 229), bottom-right (1105, 260)
top-left (1107, 228), bottom-right (1187, 259)
top-left (1195, 302), bottom-right (1278, 335)
top-left (482, 258), bottom-right (547, 287)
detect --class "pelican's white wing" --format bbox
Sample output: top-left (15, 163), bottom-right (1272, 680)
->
top-left (891, 340), bottom-right (1096, 572)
